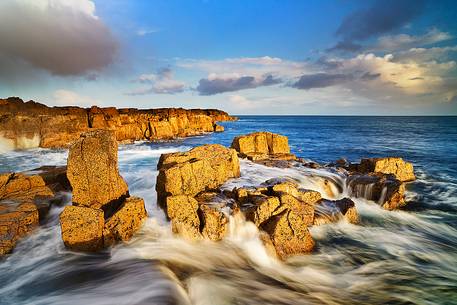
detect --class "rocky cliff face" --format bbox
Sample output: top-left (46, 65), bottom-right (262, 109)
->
top-left (0, 97), bottom-right (236, 149)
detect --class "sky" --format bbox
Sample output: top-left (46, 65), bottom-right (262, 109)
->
top-left (0, 0), bottom-right (457, 115)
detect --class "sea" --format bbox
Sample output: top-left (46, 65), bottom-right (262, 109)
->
top-left (1, 116), bottom-right (457, 305)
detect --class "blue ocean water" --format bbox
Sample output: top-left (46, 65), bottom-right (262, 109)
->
top-left (1, 116), bottom-right (457, 305)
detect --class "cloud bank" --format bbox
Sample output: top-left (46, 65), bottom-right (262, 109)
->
top-left (127, 68), bottom-right (186, 95)
top-left (0, 0), bottom-right (117, 76)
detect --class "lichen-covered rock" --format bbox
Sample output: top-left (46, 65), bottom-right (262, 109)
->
top-left (156, 144), bottom-right (240, 209)
top-left (198, 204), bottom-right (228, 241)
top-left (103, 196), bottom-right (148, 247)
top-left (262, 209), bottom-right (315, 260)
top-left (166, 195), bottom-right (202, 240)
top-left (347, 173), bottom-right (405, 210)
top-left (0, 202), bottom-right (39, 255)
top-left (243, 195), bottom-right (281, 226)
top-left (59, 206), bottom-right (104, 252)
top-left (266, 178), bottom-right (322, 205)
top-left (67, 129), bottom-right (129, 211)
top-left (0, 166), bottom-right (69, 203)
top-left (0, 167), bottom-right (70, 255)
top-left (231, 132), bottom-right (296, 161)
top-left (313, 198), bottom-right (359, 225)
top-left (357, 157), bottom-right (415, 182)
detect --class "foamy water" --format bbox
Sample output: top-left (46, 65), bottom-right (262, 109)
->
top-left (1, 116), bottom-right (457, 304)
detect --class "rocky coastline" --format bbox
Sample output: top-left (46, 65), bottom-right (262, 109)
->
top-left (0, 97), bottom-right (236, 150)
top-left (1, 125), bottom-right (416, 258)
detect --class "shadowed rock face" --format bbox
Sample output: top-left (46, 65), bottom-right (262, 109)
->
top-left (347, 173), bottom-right (406, 210)
top-left (0, 97), bottom-right (236, 149)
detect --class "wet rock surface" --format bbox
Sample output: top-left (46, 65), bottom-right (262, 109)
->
top-left (347, 173), bottom-right (406, 210)
top-left (0, 166), bottom-right (70, 255)
top-left (60, 130), bottom-right (147, 252)
top-left (153, 132), bottom-right (417, 259)
top-left (156, 144), bottom-right (240, 210)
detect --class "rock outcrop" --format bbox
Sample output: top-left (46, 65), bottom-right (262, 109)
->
top-left (156, 144), bottom-right (239, 241)
top-left (354, 157), bottom-right (415, 182)
top-left (60, 206), bottom-right (105, 252)
top-left (67, 129), bottom-right (129, 212)
top-left (156, 144), bottom-right (240, 209)
top-left (59, 130), bottom-right (147, 252)
top-left (231, 132), bottom-right (296, 161)
top-left (0, 97), bottom-right (236, 149)
top-left (0, 203), bottom-right (39, 255)
top-left (0, 166), bottom-right (70, 255)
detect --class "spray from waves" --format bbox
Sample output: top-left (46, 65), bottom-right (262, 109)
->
top-left (2, 141), bottom-right (457, 304)
top-left (223, 160), bottom-right (345, 200)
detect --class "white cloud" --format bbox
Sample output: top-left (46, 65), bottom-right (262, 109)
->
top-left (136, 28), bottom-right (160, 36)
top-left (52, 90), bottom-right (100, 107)
top-left (0, 0), bottom-right (117, 76)
top-left (371, 29), bottom-right (452, 51)
top-left (127, 68), bottom-right (186, 95)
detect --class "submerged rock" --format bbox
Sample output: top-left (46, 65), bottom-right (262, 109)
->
top-left (67, 129), bottom-right (129, 212)
top-left (231, 132), bottom-right (296, 161)
top-left (314, 198), bottom-right (359, 225)
top-left (347, 173), bottom-right (406, 210)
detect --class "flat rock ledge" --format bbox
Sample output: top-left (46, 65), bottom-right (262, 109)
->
top-left (59, 130), bottom-right (147, 252)
top-left (1, 166), bottom-right (70, 256)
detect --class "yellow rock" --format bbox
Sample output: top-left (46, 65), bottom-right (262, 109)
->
top-left (60, 206), bottom-right (104, 252)
top-left (103, 196), bottom-right (148, 247)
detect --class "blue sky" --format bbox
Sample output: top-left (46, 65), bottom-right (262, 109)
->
top-left (0, 0), bottom-right (456, 114)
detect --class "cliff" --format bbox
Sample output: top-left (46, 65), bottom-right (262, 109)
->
top-left (0, 97), bottom-right (236, 149)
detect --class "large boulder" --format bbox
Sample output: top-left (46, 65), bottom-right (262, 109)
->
top-left (0, 203), bottom-right (39, 255)
top-left (60, 206), bottom-right (104, 252)
top-left (103, 196), bottom-right (148, 247)
top-left (262, 209), bottom-right (315, 260)
top-left (67, 129), bottom-right (129, 212)
top-left (231, 132), bottom-right (296, 161)
top-left (356, 157), bottom-right (415, 182)
top-left (156, 144), bottom-right (240, 209)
